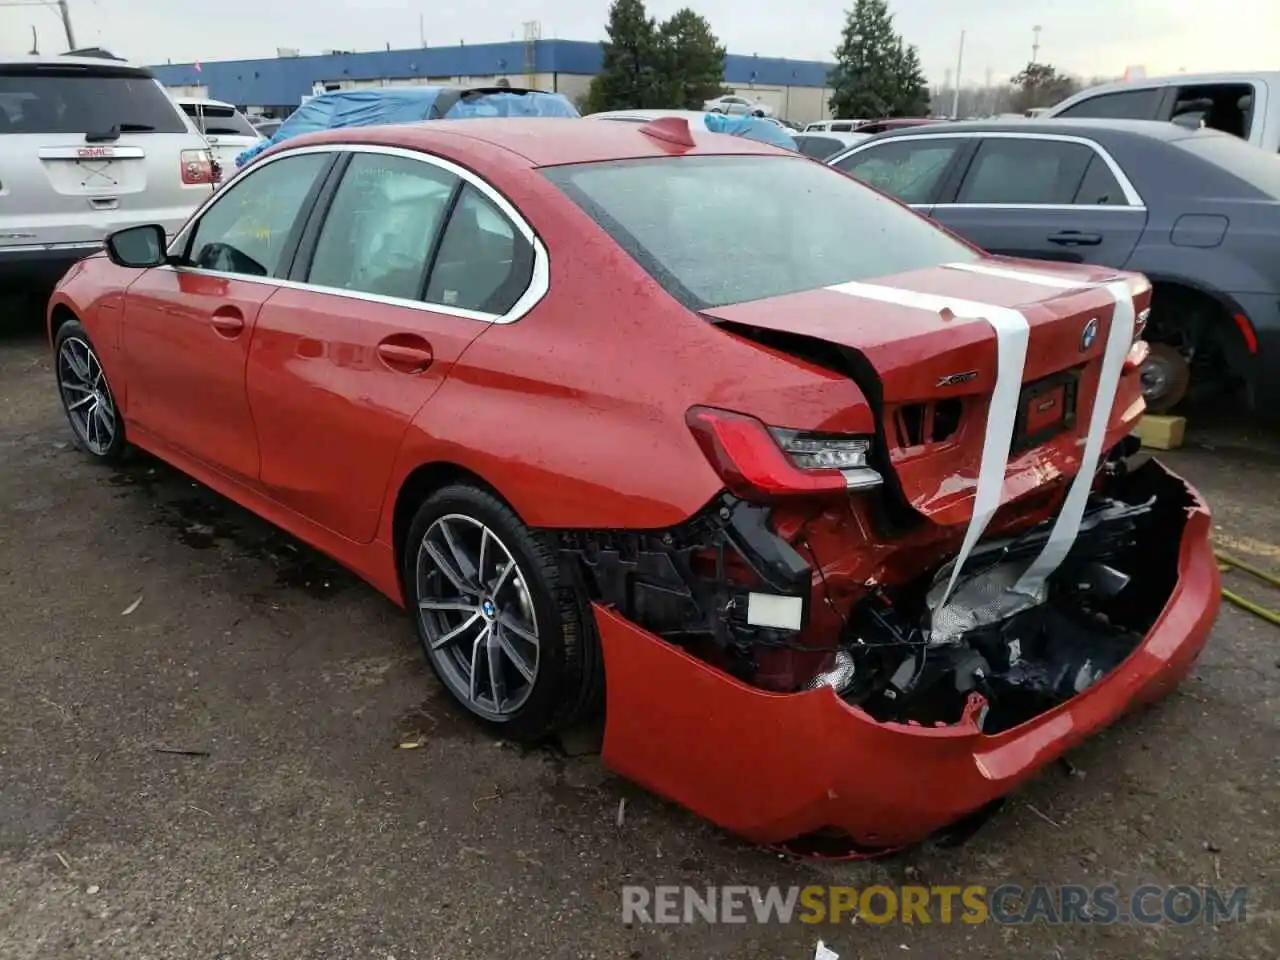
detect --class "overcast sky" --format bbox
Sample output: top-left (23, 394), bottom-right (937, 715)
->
top-left (4, 0), bottom-right (1277, 84)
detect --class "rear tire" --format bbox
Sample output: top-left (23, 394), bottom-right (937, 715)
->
top-left (403, 483), bottom-right (601, 743)
top-left (54, 319), bottom-right (128, 464)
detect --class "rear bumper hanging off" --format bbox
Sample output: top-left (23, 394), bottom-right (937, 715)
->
top-left (592, 458), bottom-right (1218, 852)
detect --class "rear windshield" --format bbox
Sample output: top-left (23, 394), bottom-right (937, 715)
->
top-left (181, 103), bottom-right (258, 137)
top-left (0, 66), bottom-right (187, 135)
top-left (1174, 132), bottom-right (1280, 197)
top-left (542, 154), bottom-right (977, 309)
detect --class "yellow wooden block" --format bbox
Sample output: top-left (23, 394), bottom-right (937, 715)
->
top-left (1133, 415), bottom-right (1186, 450)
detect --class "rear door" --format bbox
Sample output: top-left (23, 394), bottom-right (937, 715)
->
top-left (828, 135), bottom-right (974, 216)
top-left (0, 60), bottom-right (211, 249)
top-left (245, 148), bottom-right (537, 542)
top-left (928, 135), bottom-right (1147, 267)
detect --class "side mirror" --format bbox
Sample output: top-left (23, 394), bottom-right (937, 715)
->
top-left (105, 223), bottom-right (168, 268)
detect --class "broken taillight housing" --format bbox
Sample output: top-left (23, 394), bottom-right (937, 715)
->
top-left (685, 406), bottom-right (883, 503)
top-left (180, 149), bottom-right (216, 185)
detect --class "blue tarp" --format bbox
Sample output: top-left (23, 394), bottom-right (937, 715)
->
top-left (235, 86), bottom-right (580, 167)
top-left (702, 113), bottom-right (797, 151)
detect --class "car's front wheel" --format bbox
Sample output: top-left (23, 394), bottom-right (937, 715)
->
top-left (54, 319), bottom-right (127, 463)
top-left (403, 483), bottom-right (600, 742)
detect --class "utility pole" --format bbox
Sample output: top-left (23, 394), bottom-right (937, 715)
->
top-left (1031, 25), bottom-right (1041, 64)
top-left (950, 29), bottom-right (965, 118)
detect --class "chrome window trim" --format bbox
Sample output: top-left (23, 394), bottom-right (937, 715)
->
top-left (163, 142), bottom-right (550, 325)
top-left (826, 131), bottom-right (1146, 209)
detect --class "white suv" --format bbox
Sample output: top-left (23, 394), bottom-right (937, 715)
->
top-left (0, 53), bottom-right (217, 299)
top-left (172, 96), bottom-right (265, 173)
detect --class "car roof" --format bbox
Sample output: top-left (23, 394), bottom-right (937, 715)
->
top-left (174, 96), bottom-right (236, 109)
top-left (857, 117), bottom-right (1201, 142)
top-left (0, 53), bottom-right (147, 70)
top-left (291, 116), bottom-right (789, 166)
top-left (1058, 71), bottom-right (1280, 98)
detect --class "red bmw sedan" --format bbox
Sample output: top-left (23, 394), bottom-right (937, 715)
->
top-left (48, 117), bottom-right (1219, 854)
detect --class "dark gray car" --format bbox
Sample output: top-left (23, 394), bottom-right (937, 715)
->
top-left (825, 118), bottom-right (1280, 413)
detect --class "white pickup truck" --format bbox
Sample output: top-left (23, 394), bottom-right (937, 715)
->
top-left (1045, 71), bottom-right (1279, 152)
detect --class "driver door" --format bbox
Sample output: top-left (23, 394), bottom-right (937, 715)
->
top-left (120, 151), bottom-right (335, 485)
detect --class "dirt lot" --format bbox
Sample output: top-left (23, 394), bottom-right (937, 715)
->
top-left (1, 324), bottom-right (1276, 959)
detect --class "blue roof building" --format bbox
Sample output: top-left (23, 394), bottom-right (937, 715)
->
top-left (150, 39), bottom-right (837, 124)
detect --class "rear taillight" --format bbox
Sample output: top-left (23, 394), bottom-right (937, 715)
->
top-left (685, 406), bottom-right (882, 503)
top-left (180, 149), bottom-right (215, 185)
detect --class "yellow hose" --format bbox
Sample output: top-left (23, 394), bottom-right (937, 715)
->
top-left (1214, 550), bottom-right (1280, 626)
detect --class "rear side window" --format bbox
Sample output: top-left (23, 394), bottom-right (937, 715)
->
top-left (0, 65), bottom-right (187, 135)
top-left (1054, 88), bottom-right (1163, 120)
top-left (956, 139), bottom-right (1093, 204)
top-left (543, 154), bottom-right (978, 310)
top-left (425, 184), bottom-right (533, 314)
top-left (180, 103), bottom-right (258, 137)
top-left (1073, 155), bottom-right (1128, 205)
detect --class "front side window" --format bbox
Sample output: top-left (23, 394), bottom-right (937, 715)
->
top-left (308, 153), bottom-right (458, 300)
top-left (186, 153), bottom-right (329, 277)
top-left (956, 139), bottom-right (1094, 205)
top-left (543, 153), bottom-right (978, 310)
top-left (832, 138), bottom-right (963, 204)
top-left (424, 185), bottom-right (532, 314)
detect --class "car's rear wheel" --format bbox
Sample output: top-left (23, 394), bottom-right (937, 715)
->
top-left (403, 483), bottom-right (600, 742)
top-left (54, 319), bottom-right (127, 463)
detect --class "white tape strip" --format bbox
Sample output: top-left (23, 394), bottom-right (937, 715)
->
top-left (1014, 279), bottom-right (1136, 594)
top-left (825, 280), bottom-right (1028, 607)
top-left (941, 262), bottom-right (1139, 594)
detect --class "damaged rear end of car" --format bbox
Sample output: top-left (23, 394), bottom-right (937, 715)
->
top-left (538, 150), bottom-right (1219, 855)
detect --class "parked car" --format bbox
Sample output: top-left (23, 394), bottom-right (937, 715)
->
top-left (252, 118), bottom-right (282, 138)
top-left (853, 117), bottom-right (943, 133)
top-left (236, 84), bottom-right (579, 168)
top-left (703, 93), bottom-right (773, 117)
top-left (583, 109), bottom-right (797, 149)
top-left (48, 117), bottom-right (1215, 855)
top-left (793, 131), bottom-right (870, 159)
top-left (0, 53), bottom-right (217, 302)
top-left (1044, 71), bottom-right (1279, 152)
top-left (803, 119), bottom-right (865, 133)
top-left (827, 118), bottom-right (1280, 413)
top-left (172, 96), bottom-right (264, 174)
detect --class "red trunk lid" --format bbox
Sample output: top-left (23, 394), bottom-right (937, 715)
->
top-left (701, 258), bottom-right (1150, 527)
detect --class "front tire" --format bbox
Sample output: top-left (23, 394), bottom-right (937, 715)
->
top-left (403, 483), bottom-right (600, 742)
top-left (54, 319), bottom-right (127, 463)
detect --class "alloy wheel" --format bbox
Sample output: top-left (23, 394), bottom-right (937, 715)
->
top-left (57, 336), bottom-right (118, 456)
top-left (415, 514), bottom-right (541, 720)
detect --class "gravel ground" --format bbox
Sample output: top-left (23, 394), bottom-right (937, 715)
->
top-left (1, 324), bottom-right (1276, 959)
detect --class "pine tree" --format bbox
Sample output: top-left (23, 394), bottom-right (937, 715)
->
top-left (657, 9), bottom-right (726, 109)
top-left (828, 0), bottom-right (930, 118)
top-left (584, 0), bottom-right (667, 113)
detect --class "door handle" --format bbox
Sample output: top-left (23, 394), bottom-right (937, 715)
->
top-left (1047, 230), bottom-right (1103, 246)
top-left (376, 338), bottom-right (434, 374)
top-left (210, 307), bottom-right (245, 337)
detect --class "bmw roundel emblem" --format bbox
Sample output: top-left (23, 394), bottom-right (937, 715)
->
top-left (1080, 317), bottom-right (1099, 351)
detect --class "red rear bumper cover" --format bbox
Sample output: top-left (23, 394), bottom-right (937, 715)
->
top-left (593, 461), bottom-right (1219, 850)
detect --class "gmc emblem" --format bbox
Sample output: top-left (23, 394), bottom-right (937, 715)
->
top-left (77, 147), bottom-right (114, 158)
